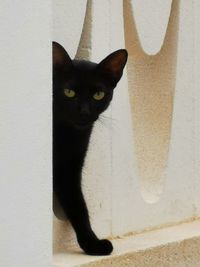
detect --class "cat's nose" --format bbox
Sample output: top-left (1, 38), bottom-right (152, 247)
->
top-left (79, 104), bottom-right (90, 116)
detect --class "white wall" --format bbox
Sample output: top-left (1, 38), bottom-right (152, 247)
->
top-left (1, 0), bottom-right (198, 264)
top-left (53, 0), bottom-right (200, 254)
top-left (0, 1), bottom-right (52, 267)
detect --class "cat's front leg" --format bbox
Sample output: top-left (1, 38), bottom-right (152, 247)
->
top-left (54, 180), bottom-right (113, 256)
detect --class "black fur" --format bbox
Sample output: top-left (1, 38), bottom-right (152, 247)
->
top-left (53, 42), bottom-right (128, 255)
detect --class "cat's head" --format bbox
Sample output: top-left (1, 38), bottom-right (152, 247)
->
top-left (53, 42), bottom-right (128, 129)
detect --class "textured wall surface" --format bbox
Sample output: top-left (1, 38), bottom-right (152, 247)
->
top-left (0, 1), bottom-right (52, 267)
top-left (53, 0), bottom-right (200, 258)
top-left (2, 0), bottom-right (199, 266)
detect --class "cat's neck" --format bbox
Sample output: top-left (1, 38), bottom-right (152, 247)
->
top-left (55, 120), bottom-right (93, 131)
top-left (54, 120), bottom-right (93, 158)
top-left (54, 120), bottom-right (94, 143)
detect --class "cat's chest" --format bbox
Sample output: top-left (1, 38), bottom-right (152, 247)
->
top-left (54, 123), bottom-right (92, 156)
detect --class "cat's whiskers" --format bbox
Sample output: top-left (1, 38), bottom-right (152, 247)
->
top-left (99, 114), bottom-right (117, 129)
top-left (97, 117), bottom-right (110, 130)
top-left (100, 114), bottom-right (116, 122)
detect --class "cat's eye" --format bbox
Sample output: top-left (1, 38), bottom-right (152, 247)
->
top-left (93, 91), bottom-right (105, 101)
top-left (64, 89), bottom-right (76, 98)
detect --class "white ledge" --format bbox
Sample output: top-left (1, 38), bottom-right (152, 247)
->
top-left (53, 219), bottom-right (200, 267)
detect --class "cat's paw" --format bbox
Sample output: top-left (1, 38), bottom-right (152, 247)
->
top-left (79, 238), bottom-right (113, 256)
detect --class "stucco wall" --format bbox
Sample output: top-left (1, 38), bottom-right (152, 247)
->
top-left (53, 0), bottom-right (200, 254)
top-left (0, 1), bottom-right (52, 267)
top-left (1, 0), bottom-right (200, 266)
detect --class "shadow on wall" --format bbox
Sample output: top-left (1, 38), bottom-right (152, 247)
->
top-left (124, 0), bottom-right (180, 203)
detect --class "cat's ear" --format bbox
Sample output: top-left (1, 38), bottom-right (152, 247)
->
top-left (53, 41), bottom-right (72, 68)
top-left (98, 49), bottom-right (128, 84)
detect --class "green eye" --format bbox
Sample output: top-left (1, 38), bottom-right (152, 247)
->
top-left (64, 89), bottom-right (75, 98)
top-left (93, 91), bottom-right (105, 101)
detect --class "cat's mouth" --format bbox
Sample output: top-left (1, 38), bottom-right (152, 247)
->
top-left (75, 123), bottom-right (92, 129)
top-left (75, 117), bottom-right (98, 129)
top-left (74, 120), bottom-right (93, 128)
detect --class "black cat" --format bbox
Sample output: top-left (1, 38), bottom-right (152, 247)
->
top-left (53, 42), bottom-right (128, 255)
